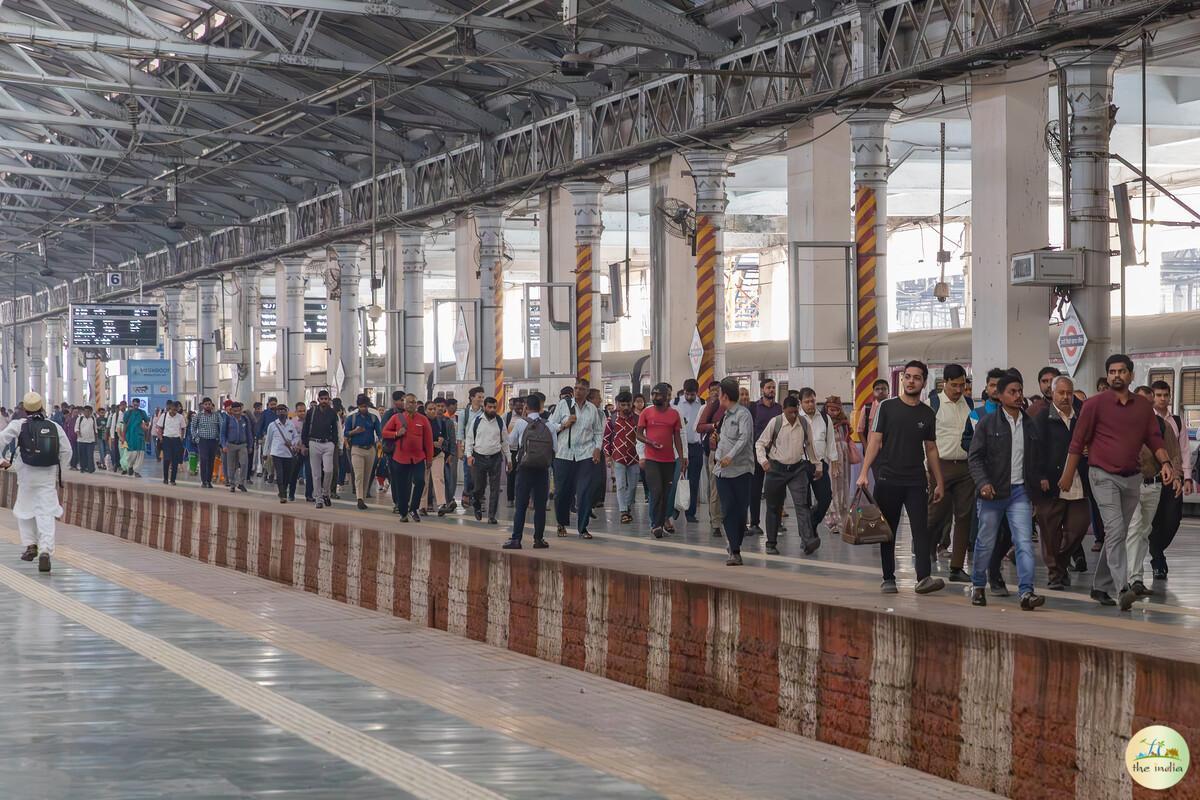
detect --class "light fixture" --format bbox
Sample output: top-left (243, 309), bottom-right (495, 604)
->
top-left (367, 304), bottom-right (384, 322)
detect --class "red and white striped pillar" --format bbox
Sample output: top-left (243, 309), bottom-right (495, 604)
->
top-left (563, 182), bottom-right (605, 386)
top-left (846, 107), bottom-right (898, 418)
top-left (682, 151), bottom-right (734, 394)
top-left (473, 208), bottom-right (505, 406)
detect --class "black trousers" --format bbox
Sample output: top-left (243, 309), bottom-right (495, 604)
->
top-left (471, 452), bottom-right (504, 518)
top-left (160, 438), bottom-right (183, 482)
top-left (552, 458), bottom-right (595, 534)
top-left (643, 459), bottom-right (675, 529)
top-left (391, 460), bottom-right (426, 514)
top-left (763, 462), bottom-right (816, 547)
top-left (875, 480), bottom-right (932, 582)
top-left (273, 455), bottom-right (293, 499)
top-left (1149, 484), bottom-right (1184, 573)
top-left (716, 473), bottom-right (751, 554)
top-left (198, 439), bottom-right (219, 485)
top-left (809, 462), bottom-right (832, 528)
top-left (749, 462), bottom-right (766, 526)
top-left (511, 467), bottom-right (550, 542)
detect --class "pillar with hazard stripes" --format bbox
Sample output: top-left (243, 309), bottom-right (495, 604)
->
top-left (563, 181), bottom-right (606, 386)
top-left (682, 150), bottom-right (734, 394)
top-left (847, 107), bottom-right (898, 427)
top-left (473, 208), bottom-right (505, 406)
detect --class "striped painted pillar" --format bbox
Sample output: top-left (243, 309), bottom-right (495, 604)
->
top-left (682, 151), bottom-right (733, 391)
top-left (847, 107), bottom-right (897, 417)
top-left (473, 208), bottom-right (505, 404)
top-left (563, 182), bottom-right (605, 386)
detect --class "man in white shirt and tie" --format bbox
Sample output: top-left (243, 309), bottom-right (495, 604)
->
top-left (799, 388), bottom-right (839, 531)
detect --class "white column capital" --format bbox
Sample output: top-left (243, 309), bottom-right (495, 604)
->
top-left (845, 105), bottom-right (899, 187)
top-left (472, 207), bottom-right (505, 263)
top-left (397, 230), bottom-right (427, 274)
top-left (681, 150), bottom-right (733, 214)
top-left (562, 181), bottom-right (606, 242)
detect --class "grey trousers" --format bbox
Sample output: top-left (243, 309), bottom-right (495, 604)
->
top-left (1089, 467), bottom-right (1143, 595)
top-left (225, 443), bottom-right (248, 487)
top-left (762, 462), bottom-right (817, 548)
top-left (309, 440), bottom-right (336, 500)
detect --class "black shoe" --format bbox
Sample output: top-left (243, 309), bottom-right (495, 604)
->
top-left (765, 544), bottom-right (780, 555)
top-left (685, 515), bottom-right (698, 524)
top-left (1091, 590), bottom-right (1116, 606)
top-left (357, 500), bottom-right (367, 510)
top-left (502, 539), bottom-right (522, 550)
top-left (1152, 568), bottom-right (1167, 581)
top-left (238, 485), bottom-right (248, 493)
top-left (914, 576), bottom-right (945, 594)
top-left (1071, 558), bottom-right (1088, 573)
top-left (532, 539), bottom-right (549, 549)
top-left (1047, 580), bottom-right (1066, 591)
top-left (1020, 592), bottom-right (1045, 610)
top-left (20, 545), bottom-right (37, 562)
top-left (392, 505), bottom-right (402, 514)
top-left (170, 480), bottom-right (177, 486)
top-left (38, 553), bottom-right (50, 573)
top-left (305, 496), bottom-right (314, 503)
top-left (712, 529), bottom-right (722, 537)
top-left (989, 580), bottom-right (1010, 597)
top-left (411, 511), bottom-right (421, 523)
top-left (1061, 572), bottom-right (1072, 587)
top-left (803, 539), bottom-right (821, 556)
top-left (280, 498), bottom-right (287, 504)
top-left (475, 510), bottom-right (483, 521)
top-left (880, 579), bottom-right (898, 594)
top-left (971, 587), bottom-right (987, 606)
top-left (748, 525), bottom-right (763, 537)
top-left (948, 568), bottom-right (969, 583)
top-left (399, 514), bottom-right (410, 523)
top-left (1118, 586), bottom-right (1138, 611)
top-left (557, 525), bottom-right (568, 538)
top-left (1131, 580), bottom-right (1153, 596)
top-left (487, 517), bottom-right (498, 525)
top-left (651, 527), bottom-right (664, 540)
top-left (437, 504), bottom-right (449, 517)
top-left (230, 486), bottom-right (237, 493)
top-left (579, 531), bottom-right (593, 540)
top-left (288, 495), bottom-right (296, 501)
top-left (726, 553), bottom-right (743, 566)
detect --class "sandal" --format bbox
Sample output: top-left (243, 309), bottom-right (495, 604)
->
top-left (620, 512), bottom-right (633, 524)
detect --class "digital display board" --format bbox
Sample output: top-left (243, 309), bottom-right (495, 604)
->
top-left (70, 304), bottom-right (159, 348)
top-left (259, 298), bottom-right (327, 341)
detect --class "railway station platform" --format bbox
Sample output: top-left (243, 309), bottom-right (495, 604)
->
top-left (3, 469), bottom-right (1199, 800)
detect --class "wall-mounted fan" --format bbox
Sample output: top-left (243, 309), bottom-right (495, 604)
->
top-left (656, 198), bottom-right (697, 256)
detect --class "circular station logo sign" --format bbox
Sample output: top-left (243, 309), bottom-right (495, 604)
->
top-left (1057, 307), bottom-right (1088, 377)
top-left (1126, 725), bottom-right (1190, 790)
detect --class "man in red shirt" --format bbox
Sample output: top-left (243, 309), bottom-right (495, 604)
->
top-left (636, 382), bottom-right (686, 539)
top-left (1059, 354), bottom-right (1173, 611)
top-left (382, 392), bottom-right (434, 523)
top-left (604, 391), bottom-right (640, 524)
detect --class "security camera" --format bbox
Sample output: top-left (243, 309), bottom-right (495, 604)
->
top-left (933, 281), bottom-right (950, 302)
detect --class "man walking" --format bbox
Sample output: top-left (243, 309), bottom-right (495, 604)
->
top-left (0, 392), bottom-right (72, 573)
top-left (799, 387), bottom-right (838, 531)
top-left (344, 394), bottom-right (382, 510)
top-left (503, 393), bottom-right (555, 549)
top-left (636, 382), bottom-right (686, 540)
top-left (75, 406), bottom-right (98, 473)
top-left (604, 391), bottom-right (640, 525)
top-left (755, 395), bottom-right (819, 556)
top-left (159, 403), bottom-right (186, 485)
top-left (926, 364), bottom-right (975, 582)
top-left (695, 380), bottom-right (725, 538)
top-left (383, 393), bottom-right (434, 522)
top-left (713, 378), bottom-right (754, 566)
top-left (265, 403), bottom-right (300, 503)
top-left (466, 396), bottom-right (507, 524)
top-left (1026, 366), bottom-right (1060, 418)
top-left (1059, 354), bottom-right (1173, 611)
top-left (220, 401), bottom-right (253, 493)
top-left (121, 398), bottom-right (150, 478)
top-left (857, 360), bottom-right (946, 595)
top-left (457, 387), bottom-right (485, 509)
top-left (1032, 374), bottom-right (1091, 590)
top-left (967, 373), bottom-right (1044, 610)
top-left (1124, 384), bottom-right (1182, 596)
top-left (747, 378), bottom-right (782, 536)
top-left (258, 397), bottom-right (279, 482)
top-left (674, 379), bottom-right (705, 524)
top-left (1148, 380), bottom-right (1192, 581)
top-left (192, 397), bottom-right (222, 488)
top-left (302, 390), bottom-right (340, 508)
top-left (547, 378), bottom-right (604, 539)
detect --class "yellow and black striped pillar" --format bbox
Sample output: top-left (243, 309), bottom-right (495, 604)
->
top-left (694, 214), bottom-right (718, 392)
top-left (564, 182), bottom-right (605, 386)
top-left (682, 150), bottom-right (733, 397)
top-left (854, 185), bottom-right (880, 420)
top-left (494, 270), bottom-right (505, 407)
top-left (575, 241), bottom-right (594, 384)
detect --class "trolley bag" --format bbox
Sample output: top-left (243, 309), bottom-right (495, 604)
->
top-left (841, 487), bottom-right (893, 545)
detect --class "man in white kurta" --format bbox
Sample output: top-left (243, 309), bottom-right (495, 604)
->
top-left (0, 393), bottom-right (72, 572)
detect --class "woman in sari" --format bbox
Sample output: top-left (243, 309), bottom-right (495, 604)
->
top-left (824, 395), bottom-right (853, 532)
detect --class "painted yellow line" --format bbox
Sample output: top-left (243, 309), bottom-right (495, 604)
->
top-left (0, 562), bottom-right (503, 800)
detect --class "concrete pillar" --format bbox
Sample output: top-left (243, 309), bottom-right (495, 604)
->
top-left (45, 317), bottom-right (63, 404)
top-left (1, 329), bottom-right (12, 409)
top-left (971, 62), bottom-right (1052, 382)
top-left (787, 116), bottom-right (855, 394)
top-left (85, 354), bottom-right (105, 408)
top-left (682, 150), bottom-right (734, 389)
top-left (276, 256), bottom-right (308, 405)
top-left (536, 187), bottom-right (576, 388)
top-left (1054, 47), bottom-right (1122, 384)
top-left (162, 286), bottom-right (188, 397)
top-left (230, 270), bottom-right (261, 401)
top-left (13, 326), bottom-right (26, 402)
top-left (649, 155), bottom-right (698, 388)
top-left (196, 278), bottom-right (221, 401)
top-left (562, 181), bottom-right (605, 385)
top-left (473, 208), bottom-right (506, 405)
top-left (27, 322), bottom-right (45, 396)
top-left (454, 213), bottom-right (481, 390)
top-left (324, 243), bottom-right (362, 399)
top-left (847, 105), bottom-right (898, 413)
top-left (397, 231), bottom-right (426, 397)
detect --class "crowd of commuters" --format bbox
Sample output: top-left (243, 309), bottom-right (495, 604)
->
top-left (27, 349), bottom-right (1197, 613)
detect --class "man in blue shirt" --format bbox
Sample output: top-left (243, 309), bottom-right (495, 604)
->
top-left (345, 394), bottom-right (382, 510)
top-left (220, 401), bottom-right (253, 493)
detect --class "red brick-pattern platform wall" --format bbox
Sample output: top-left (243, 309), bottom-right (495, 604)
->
top-left (17, 476), bottom-right (1198, 800)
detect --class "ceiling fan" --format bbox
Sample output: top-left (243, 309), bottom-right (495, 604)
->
top-left (656, 197), bottom-right (697, 255)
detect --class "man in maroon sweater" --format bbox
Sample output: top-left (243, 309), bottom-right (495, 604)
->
top-left (1058, 354), bottom-right (1173, 611)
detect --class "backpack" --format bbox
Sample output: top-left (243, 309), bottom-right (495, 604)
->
top-left (472, 414), bottom-right (505, 440)
top-left (380, 407), bottom-right (398, 454)
top-left (518, 417), bottom-right (554, 470)
top-left (19, 417), bottom-right (60, 467)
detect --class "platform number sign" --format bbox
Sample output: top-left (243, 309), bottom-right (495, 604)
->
top-left (1057, 307), bottom-right (1088, 377)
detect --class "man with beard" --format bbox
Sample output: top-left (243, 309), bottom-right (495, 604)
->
top-left (636, 383), bottom-right (686, 540)
top-left (747, 378), bottom-right (782, 537)
top-left (1148, 380), bottom-right (1192, 581)
top-left (466, 396), bottom-right (508, 524)
top-left (1059, 355), bottom-right (1173, 611)
top-left (1026, 366), bottom-right (1060, 418)
top-left (547, 378), bottom-right (604, 539)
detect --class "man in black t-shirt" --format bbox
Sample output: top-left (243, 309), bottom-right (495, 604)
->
top-left (857, 360), bottom-right (946, 595)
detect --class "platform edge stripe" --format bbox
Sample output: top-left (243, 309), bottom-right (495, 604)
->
top-left (0, 563), bottom-right (505, 800)
top-left (583, 566), bottom-right (608, 677)
top-left (346, 528), bottom-right (363, 607)
top-left (247, 510), bottom-right (260, 577)
top-left (867, 613), bottom-right (913, 766)
top-left (448, 543), bottom-right (470, 637)
top-left (1075, 648), bottom-right (1135, 799)
top-left (376, 532), bottom-right (396, 615)
top-left (410, 538), bottom-right (432, 627)
top-left (646, 577), bottom-right (671, 695)
top-left (713, 590), bottom-right (739, 707)
top-left (485, 552), bottom-right (510, 650)
top-left (955, 628), bottom-right (1012, 795)
top-left (536, 560), bottom-right (563, 664)
top-left (291, 518), bottom-right (307, 591)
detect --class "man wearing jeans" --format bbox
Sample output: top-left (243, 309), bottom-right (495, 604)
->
top-left (547, 378), bottom-right (604, 540)
top-left (604, 392), bottom-right (640, 524)
top-left (192, 397), bottom-right (222, 488)
top-left (302, 390), bottom-right (340, 508)
top-left (695, 381), bottom-right (725, 538)
top-left (713, 377), bottom-right (754, 566)
top-left (857, 360), bottom-right (946, 595)
top-left (1125, 384), bottom-right (1181, 595)
top-left (1059, 354), bottom-right (1173, 611)
top-left (1149, 380), bottom-right (1192, 580)
top-left (966, 373), bottom-right (1044, 610)
top-left (220, 402), bottom-right (252, 493)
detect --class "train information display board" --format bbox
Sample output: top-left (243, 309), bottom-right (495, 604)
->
top-left (70, 304), bottom-right (159, 348)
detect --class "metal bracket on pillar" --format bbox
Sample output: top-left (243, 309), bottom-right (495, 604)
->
top-left (521, 281), bottom-right (577, 380)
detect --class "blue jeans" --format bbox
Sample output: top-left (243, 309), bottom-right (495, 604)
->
top-left (552, 457), bottom-right (595, 535)
top-left (685, 442), bottom-right (703, 518)
top-left (973, 484), bottom-right (1036, 596)
top-left (613, 462), bottom-right (640, 513)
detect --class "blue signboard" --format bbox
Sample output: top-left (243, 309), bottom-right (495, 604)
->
top-left (126, 359), bottom-right (173, 414)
